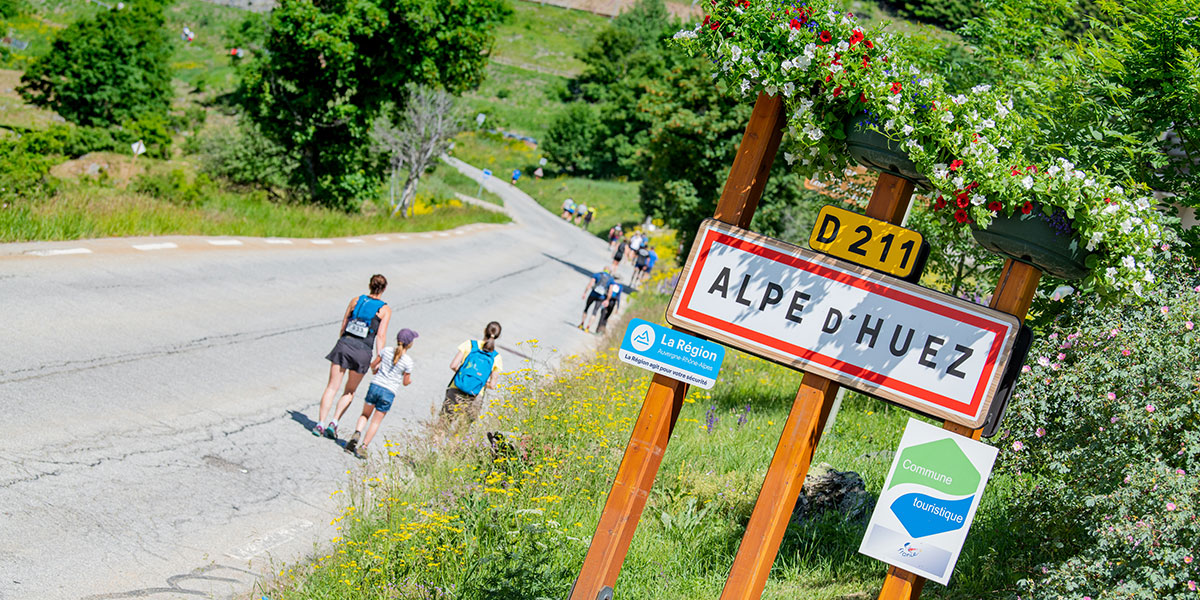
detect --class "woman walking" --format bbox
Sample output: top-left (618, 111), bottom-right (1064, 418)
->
top-left (339, 328), bottom-right (418, 459)
top-left (312, 274), bottom-right (391, 439)
top-left (444, 321), bottom-right (503, 422)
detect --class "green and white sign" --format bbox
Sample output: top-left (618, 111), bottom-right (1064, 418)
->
top-left (858, 418), bottom-right (998, 585)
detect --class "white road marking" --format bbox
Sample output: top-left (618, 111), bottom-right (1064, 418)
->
top-left (26, 248), bottom-right (93, 256)
top-left (395, 235), bottom-right (410, 240)
top-left (225, 519), bottom-right (314, 561)
top-left (207, 240), bottom-right (243, 246)
top-left (437, 232), bottom-right (451, 238)
top-left (374, 236), bottom-right (390, 241)
top-left (132, 242), bottom-right (178, 251)
top-left (265, 239), bottom-right (293, 245)
top-left (346, 239), bottom-right (365, 244)
top-left (311, 240), bottom-right (334, 245)
top-left (419, 233), bottom-right (435, 239)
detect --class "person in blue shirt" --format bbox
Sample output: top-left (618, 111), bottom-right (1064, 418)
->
top-left (578, 268), bottom-right (614, 332)
top-left (597, 275), bottom-right (623, 334)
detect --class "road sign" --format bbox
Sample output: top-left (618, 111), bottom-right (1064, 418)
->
top-left (859, 418), bottom-right (997, 585)
top-left (666, 219), bottom-right (1023, 429)
top-left (539, 157), bottom-right (548, 166)
top-left (130, 140), bottom-right (146, 157)
top-left (619, 318), bottom-right (724, 389)
top-left (481, 169), bottom-right (492, 179)
top-left (809, 205), bottom-right (929, 281)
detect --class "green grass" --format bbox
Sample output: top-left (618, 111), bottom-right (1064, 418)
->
top-left (261, 275), bottom-right (1025, 599)
top-left (0, 181), bottom-right (510, 242)
top-left (422, 165), bottom-right (503, 206)
top-left (461, 62), bottom-right (569, 137)
top-left (490, 0), bottom-right (606, 77)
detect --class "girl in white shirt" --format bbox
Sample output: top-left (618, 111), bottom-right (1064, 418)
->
top-left (342, 328), bottom-right (417, 459)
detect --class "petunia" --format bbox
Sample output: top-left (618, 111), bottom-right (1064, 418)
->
top-left (890, 81), bottom-right (902, 94)
top-left (1021, 201), bottom-right (1033, 214)
top-left (949, 159), bottom-right (963, 171)
top-left (819, 30), bottom-right (832, 43)
top-left (988, 201), bottom-right (1002, 212)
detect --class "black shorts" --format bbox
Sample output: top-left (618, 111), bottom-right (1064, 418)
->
top-left (326, 337), bottom-right (372, 374)
top-left (584, 292), bottom-right (606, 315)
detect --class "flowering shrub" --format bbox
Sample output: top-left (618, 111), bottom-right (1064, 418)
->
top-left (672, 0), bottom-right (1177, 297)
top-left (996, 256), bottom-right (1200, 597)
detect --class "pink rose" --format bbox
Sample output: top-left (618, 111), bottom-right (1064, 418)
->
top-left (1147, 404), bottom-right (1156, 412)
top-left (1186, 321), bottom-right (1194, 331)
top-left (1107, 392), bottom-right (1117, 401)
top-left (1162, 306), bottom-right (1170, 315)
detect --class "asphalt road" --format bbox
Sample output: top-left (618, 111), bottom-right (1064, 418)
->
top-left (0, 159), bottom-right (620, 600)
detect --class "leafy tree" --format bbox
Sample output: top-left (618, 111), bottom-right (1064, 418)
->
top-left (19, 1), bottom-right (173, 127)
top-left (638, 58), bottom-right (812, 251)
top-left (233, 0), bottom-right (509, 211)
top-left (541, 103), bottom-right (603, 175)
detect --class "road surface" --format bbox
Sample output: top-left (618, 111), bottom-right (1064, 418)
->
top-left (0, 158), bottom-right (617, 600)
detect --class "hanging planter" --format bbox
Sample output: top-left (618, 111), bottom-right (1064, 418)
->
top-left (844, 113), bottom-right (932, 190)
top-left (971, 203), bottom-right (1091, 280)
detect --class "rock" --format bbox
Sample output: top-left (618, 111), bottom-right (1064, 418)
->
top-left (84, 163), bottom-right (103, 176)
top-left (791, 462), bottom-right (874, 522)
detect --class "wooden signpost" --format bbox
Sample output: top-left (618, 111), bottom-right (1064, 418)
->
top-left (569, 91), bottom-right (1043, 600)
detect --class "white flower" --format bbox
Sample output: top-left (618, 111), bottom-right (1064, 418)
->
top-left (672, 28), bottom-right (697, 40)
top-left (952, 94), bottom-right (967, 105)
top-left (781, 59), bottom-right (794, 72)
top-left (972, 193), bottom-right (986, 206)
top-left (1135, 197), bottom-right (1150, 210)
top-left (730, 45), bottom-right (743, 63)
top-left (803, 43), bottom-right (817, 59)
top-left (1106, 267), bottom-right (1118, 280)
top-left (782, 82), bottom-right (795, 97)
top-left (764, 85), bottom-right (777, 96)
top-left (804, 123), bottom-right (824, 141)
top-left (902, 124), bottom-right (914, 136)
top-left (941, 111), bottom-right (955, 124)
top-left (1047, 165), bottom-right (1060, 177)
top-left (739, 79), bottom-right (751, 95)
top-left (884, 119), bottom-right (895, 130)
top-left (1144, 270), bottom-right (1155, 283)
top-left (1122, 255), bottom-right (1136, 269)
top-left (828, 63), bottom-right (843, 74)
top-left (784, 152), bottom-right (796, 165)
top-left (919, 78), bottom-right (931, 87)
top-left (932, 163), bottom-right (949, 179)
top-left (809, 147), bottom-right (819, 156)
top-left (952, 175), bottom-right (965, 188)
top-left (971, 84), bottom-right (992, 94)
top-left (1133, 282), bottom-right (1144, 296)
top-left (996, 100), bottom-right (1009, 118)
top-left (1086, 231), bottom-right (1104, 251)
top-left (981, 119), bottom-right (995, 129)
top-left (757, 51), bottom-right (769, 63)
top-left (748, 68), bottom-right (759, 78)
top-left (1021, 175), bottom-right (1034, 190)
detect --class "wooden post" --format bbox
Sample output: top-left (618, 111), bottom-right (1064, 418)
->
top-left (718, 172), bottom-right (916, 600)
top-left (875, 257), bottom-right (1041, 600)
top-left (569, 92), bottom-right (787, 600)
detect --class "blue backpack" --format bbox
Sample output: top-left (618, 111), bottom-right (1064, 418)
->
top-left (453, 340), bottom-right (497, 396)
top-left (344, 295), bottom-right (386, 338)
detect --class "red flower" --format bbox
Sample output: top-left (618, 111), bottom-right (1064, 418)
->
top-left (789, 18), bottom-right (803, 29)
top-left (955, 193), bottom-right (970, 208)
top-left (703, 14), bottom-right (710, 25)
top-left (832, 85), bottom-right (843, 97)
top-left (988, 201), bottom-right (1003, 212)
top-left (825, 75), bottom-right (832, 82)
top-left (967, 181), bottom-right (979, 191)
top-left (865, 40), bottom-right (874, 49)
top-left (861, 55), bottom-right (870, 67)
top-left (954, 209), bottom-right (972, 224)
top-left (859, 93), bottom-right (867, 103)
top-left (820, 30), bottom-right (832, 42)
top-left (710, 21), bottom-right (721, 30)
top-left (1021, 201), bottom-right (1033, 215)
top-left (848, 29), bottom-right (864, 46)
top-left (890, 81), bottom-right (902, 94)
top-left (949, 159), bottom-right (963, 171)
top-left (934, 195), bottom-right (946, 210)
top-left (1010, 166), bottom-right (1021, 176)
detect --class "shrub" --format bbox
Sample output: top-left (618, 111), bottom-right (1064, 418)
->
top-left (132, 169), bottom-right (216, 206)
top-left (198, 122), bottom-right (295, 196)
top-left (887, 0), bottom-right (981, 30)
top-left (997, 255), bottom-right (1200, 597)
top-left (0, 139), bottom-right (55, 202)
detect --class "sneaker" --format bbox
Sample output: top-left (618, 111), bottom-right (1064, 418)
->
top-left (311, 424), bottom-right (324, 437)
top-left (353, 444), bottom-right (368, 460)
top-left (324, 422), bottom-right (337, 440)
top-left (344, 431), bottom-right (361, 454)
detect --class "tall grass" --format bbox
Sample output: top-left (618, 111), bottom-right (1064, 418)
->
top-left (261, 263), bottom-right (1025, 599)
top-left (0, 184), bottom-right (510, 242)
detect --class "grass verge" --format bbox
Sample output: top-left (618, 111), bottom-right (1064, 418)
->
top-left (261, 260), bottom-right (1025, 599)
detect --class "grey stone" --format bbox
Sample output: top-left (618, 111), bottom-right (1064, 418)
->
top-left (792, 462), bottom-right (874, 522)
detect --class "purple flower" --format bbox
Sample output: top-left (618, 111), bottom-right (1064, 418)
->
top-left (1167, 502), bottom-right (1177, 511)
top-left (1036, 427), bottom-right (1046, 437)
top-left (1012, 441), bottom-right (1024, 451)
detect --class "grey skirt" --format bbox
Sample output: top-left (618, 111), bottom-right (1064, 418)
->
top-left (326, 336), bottom-right (372, 374)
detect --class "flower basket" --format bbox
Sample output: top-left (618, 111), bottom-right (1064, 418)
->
top-left (844, 113), bottom-right (931, 189)
top-left (971, 203), bottom-right (1090, 280)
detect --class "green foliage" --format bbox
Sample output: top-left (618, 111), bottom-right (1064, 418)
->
top-left (132, 169), bottom-right (217, 206)
top-left (0, 0), bottom-right (23, 18)
top-left (997, 256), bottom-right (1200, 597)
top-left (18, 1), bottom-right (174, 127)
top-left (233, 0), bottom-right (510, 211)
top-left (198, 121), bottom-right (295, 195)
top-left (887, 0), bottom-right (981, 30)
top-left (0, 138), bottom-right (55, 202)
top-left (542, 103), bottom-right (602, 174)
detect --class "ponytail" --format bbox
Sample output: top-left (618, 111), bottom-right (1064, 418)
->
top-left (482, 321), bottom-right (502, 352)
top-left (392, 345), bottom-right (404, 365)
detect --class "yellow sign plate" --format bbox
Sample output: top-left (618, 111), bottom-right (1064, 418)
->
top-left (808, 205), bottom-right (926, 280)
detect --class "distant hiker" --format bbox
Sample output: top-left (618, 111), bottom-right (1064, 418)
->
top-left (574, 203), bottom-right (587, 226)
top-left (644, 248), bottom-right (659, 282)
top-left (313, 275), bottom-right (391, 440)
top-left (597, 275), bottom-right (623, 334)
top-left (626, 231), bottom-right (644, 263)
top-left (631, 245), bottom-right (652, 287)
top-left (444, 322), bottom-right (503, 422)
top-left (608, 224), bottom-right (623, 251)
top-left (511, 169), bottom-right (521, 185)
top-left (610, 236), bottom-right (628, 271)
top-left (579, 268), bottom-right (615, 332)
top-left (583, 207), bottom-right (595, 231)
top-left (562, 198), bottom-right (576, 221)
top-left (339, 328), bottom-right (417, 459)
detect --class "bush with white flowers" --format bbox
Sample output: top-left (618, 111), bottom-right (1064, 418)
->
top-left (673, 0), bottom-right (1177, 297)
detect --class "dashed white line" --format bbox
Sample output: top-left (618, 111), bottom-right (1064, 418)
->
top-left (311, 240), bottom-right (334, 245)
top-left (346, 239), bottom-right (365, 244)
top-left (437, 232), bottom-right (451, 238)
top-left (265, 239), bottom-right (293, 245)
top-left (132, 242), bottom-right (178, 251)
top-left (374, 236), bottom-right (390, 241)
top-left (25, 248), bottom-right (93, 256)
top-left (207, 239), bottom-right (243, 246)
top-left (395, 235), bottom-right (410, 240)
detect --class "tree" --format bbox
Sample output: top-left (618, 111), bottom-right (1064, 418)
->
top-left (371, 86), bottom-right (461, 218)
top-left (19, 0), bottom-right (173, 127)
top-left (234, 0), bottom-right (509, 211)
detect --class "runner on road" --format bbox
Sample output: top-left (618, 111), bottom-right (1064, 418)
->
top-left (444, 322), bottom-right (503, 422)
top-left (631, 245), bottom-right (651, 288)
top-left (610, 235), bottom-right (628, 272)
top-left (511, 169), bottom-right (521, 185)
top-left (626, 231), bottom-right (644, 263)
top-left (579, 268), bottom-right (615, 332)
top-left (561, 198), bottom-right (576, 221)
top-left (596, 275), bottom-right (623, 334)
top-left (313, 275), bottom-right (391, 440)
top-left (608, 224), bottom-right (623, 251)
top-left (338, 328), bottom-right (418, 459)
top-left (574, 203), bottom-right (587, 226)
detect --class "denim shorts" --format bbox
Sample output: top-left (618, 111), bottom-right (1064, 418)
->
top-left (364, 383), bottom-right (395, 413)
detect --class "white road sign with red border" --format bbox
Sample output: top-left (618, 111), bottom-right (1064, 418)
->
top-left (666, 219), bottom-right (1022, 428)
